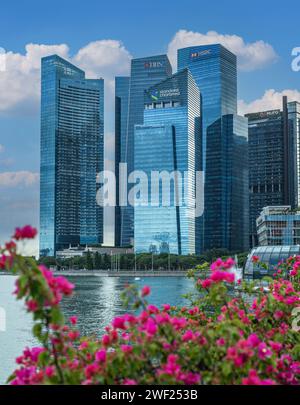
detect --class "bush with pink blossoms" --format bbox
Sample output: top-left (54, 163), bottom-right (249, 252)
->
top-left (1, 227), bottom-right (300, 385)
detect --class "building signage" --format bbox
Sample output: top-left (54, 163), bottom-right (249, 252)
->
top-left (150, 89), bottom-right (159, 101)
top-left (149, 88), bottom-right (180, 101)
top-left (159, 88), bottom-right (180, 97)
top-left (190, 49), bottom-right (212, 59)
top-left (144, 61), bottom-right (164, 69)
top-left (248, 110), bottom-right (281, 120)
top-left (259, 110), bottom-right (281, 118)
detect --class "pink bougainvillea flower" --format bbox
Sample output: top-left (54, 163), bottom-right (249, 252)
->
top-left (26, 299), bottom-right (39, 312)
top-left (13, 225), bottom-right (37, 240)
top-left (95, 349), bottom-right (106, 363)
top-left (216, 338), bottom-right (226, 346)
top-left (247, 333), bottom-right (260, 348)
top-left (45, 366), bottom-right (55, 378)
top-left (69, 316), bottom-right (78, 325)
top-left (121, 345), bottom-right (133, 354)
top-left (182, 330), bottom-right (195, 342)
top-left (200, 278), bottom-right (213, 288)
top-left (123, 379), bottom-right (137, 385)
top-left (147, 304), bottom-right (159, 314)
top-left (112, 316), bottom-right (127, 330)
top-left (0, 254), bottom-right (13, 269)
top-left (141, 285), bottom-right (151, 297)
top-left (258, 342), bottom-right (272, 360)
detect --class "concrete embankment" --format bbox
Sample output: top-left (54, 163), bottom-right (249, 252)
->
top-left (51, 270), bottom-right (192, 277)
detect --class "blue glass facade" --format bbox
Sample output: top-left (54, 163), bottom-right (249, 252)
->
top-left (204, 114), bottom-right (249, 252)
top-left (40, 55), bottom-right (104, 257)
top-left (115, 77), bottom-right (130, 247)
top-left (178, 44), bottom-right (248, 252)
top-left (178, 44), bottom-right (237, 172)
top-left (117, 55), bottom-right (172, 247)
top-left (134, 69), bottom-right (201, 255)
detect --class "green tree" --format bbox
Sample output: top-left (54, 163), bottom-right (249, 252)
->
top-left (85, 251), bottom-right (94, 270)
top-left (94, 252), bottom-right (102, 270)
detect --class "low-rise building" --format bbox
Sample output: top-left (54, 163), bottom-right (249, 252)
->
top-left (256, 206), bottom-right (300, 246)
top-left (244, 245), bottom-right (300, 279)
top-left (56, 245), bottom-right (133, 259)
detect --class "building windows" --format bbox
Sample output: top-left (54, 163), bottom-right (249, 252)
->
top-left (40, 55), bottom-right (104, 257)
top-left (115, 55), bottom-right (172, 247)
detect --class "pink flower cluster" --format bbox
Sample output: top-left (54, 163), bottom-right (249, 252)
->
top-left (157, 354), bottom-right (201, 385)
top-left (4, 228), bottom-right (300, 386)
top-left (13, 225), bottom-right (37, 241)
top-left (199, 258), bottom-right (235, 288)
top-left (19, 265), bottom-right (75, 313)
top-left (242, 370), bottom-right (276, 385)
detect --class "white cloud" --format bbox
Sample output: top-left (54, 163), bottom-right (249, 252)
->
top-left (167, 29), bottom-right (277, 71)
top-left (0, 171), bottom-right (39, 187)
top-left (0, 40), bottom-right (131, 115)
top-left (73, 40), bottom-right (131, 80)
top-left (0, 44), bottom-right (69, 114)
top-left (238, 89), bottom-right (300, 115)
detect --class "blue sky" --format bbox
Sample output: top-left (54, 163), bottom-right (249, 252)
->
top-left (0, 0), bottom-right (299, 254)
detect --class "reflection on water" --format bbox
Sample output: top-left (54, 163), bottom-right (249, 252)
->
top-left (0, 275), bottom-right (194, 384)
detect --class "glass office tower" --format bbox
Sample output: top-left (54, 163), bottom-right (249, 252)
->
top-left (288, 101), bottom-right (300, 207)
top-left (116, 55), bottom-right (172, 247)
top-left (204, 114), bottom-right (249, 252)
top-left (247, 97), bottom-right (299, 247)
top-left (178, 44), bottom-right (237, 172)
top-left (134, 69), bottom-right (201, 255)
top-left (115, 76), bottom-right (130, 247)
top-left (178, 44), bottom-right (248, 252)
top-left (40, 55), bottom-right (104, 257)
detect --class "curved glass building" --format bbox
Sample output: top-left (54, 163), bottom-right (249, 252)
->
top-left (244, 245), bottom-right (300, 279)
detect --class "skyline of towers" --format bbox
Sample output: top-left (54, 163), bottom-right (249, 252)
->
top-left (39, 45), bottom-right (300, 257)
top-left (40, 55), bottom-right (104, 257)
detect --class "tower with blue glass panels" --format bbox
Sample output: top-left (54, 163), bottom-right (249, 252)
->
top-left (40, 55), bottom-right (104, 257)
top-left (134, 69), bottom-right (201, 255)
top-left (115, 55), bottom-right (172, 247)
top-left (178, 44), bottom-right (249, 252)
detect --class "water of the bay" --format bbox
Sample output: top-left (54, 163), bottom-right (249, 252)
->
top-left (0, 274), bottom-right (195, 384)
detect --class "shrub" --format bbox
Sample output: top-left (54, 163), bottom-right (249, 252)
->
top-left (1, 227), bottom-right (300, 385)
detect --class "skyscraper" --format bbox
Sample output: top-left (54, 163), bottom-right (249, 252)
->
top-left (115, 55), bottom-right (172, 247)
top-left (115, 76), bottom-right (130, 247)
top-left (247, 97), bottom-right (298, 247)
top-left (204, 114), bottom-right (249, 252)
top-left (134, 69), bottom-right (201, 255)
top-left (288, 101), bottom-right (300, 207)
top-left (178, 44), bottom-right (248, 252)
top-left (178, 44), bottom-right (237, 172)
top-left (40, 55), bottom-right (104, 257)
